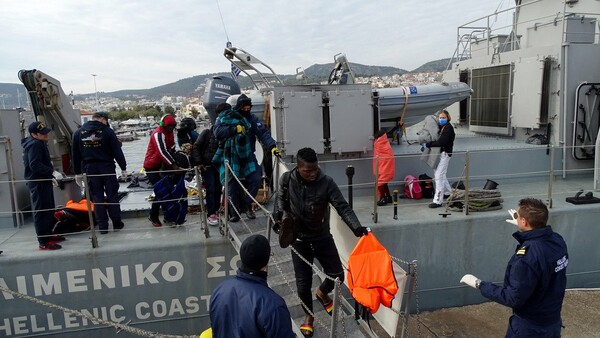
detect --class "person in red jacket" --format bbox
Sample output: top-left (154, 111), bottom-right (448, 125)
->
top-left (143, 114), bottom-right (179, 227)
top-left (373, 129), bottom-right (395, 206)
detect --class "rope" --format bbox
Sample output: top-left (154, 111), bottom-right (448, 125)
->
top-left (446, 189), bottom-right (504, 212)
top-left (0, 284), bottom-right (197, 338)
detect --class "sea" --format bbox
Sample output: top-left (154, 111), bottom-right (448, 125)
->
top-left (120, 135), bottom-right (151, 173)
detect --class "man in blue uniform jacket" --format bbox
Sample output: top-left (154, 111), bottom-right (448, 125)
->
top-left (72, 112), bottom-right (127, 234)
top-left (461, 198), bottom-right (568, 337)
top-left (209, 234), bottom-right (294, 338)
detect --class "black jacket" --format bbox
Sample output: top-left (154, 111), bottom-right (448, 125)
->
top-left (192, 127), bottom-right (220, 166)
top-left (428, 123), bottom-right (455, 156)
top-left (72, 120), bottom-right (126, 174)
top-left (277, 168), bottom-right (361, 241)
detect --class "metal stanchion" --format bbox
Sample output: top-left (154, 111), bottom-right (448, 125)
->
top-left (464, 151), bottom-right (470, 216)
top-left (195, 167), bottom-right (209, 238)
top-left (548, 145), bottom-right (554, 208)
top-left (393, 189), bottom-right (398, 220)
top-left (223, 160), bottom-right (230, 238)
top-left (373, 156), bottom-right (379, 223)
top-left (329, 278), bottom-right (342, 338)
top-left (83, 174), bottom-right (98, 248)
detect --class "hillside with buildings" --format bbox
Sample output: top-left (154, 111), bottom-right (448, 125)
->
top-left (1, 58), bottom-right (450, 118)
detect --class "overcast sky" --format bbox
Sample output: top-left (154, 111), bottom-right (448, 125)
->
top-left (0, 0), bottom-right (510, 94)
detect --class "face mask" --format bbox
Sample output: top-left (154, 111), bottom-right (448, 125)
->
top-left (438, 118), bottom-right (448, 126)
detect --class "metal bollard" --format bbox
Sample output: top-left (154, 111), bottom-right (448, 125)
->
top-left (346, 165), bottom-right (355, 208)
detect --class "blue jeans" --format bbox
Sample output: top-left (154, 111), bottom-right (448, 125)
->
top-left (227, 167), bottom-right (262, 216)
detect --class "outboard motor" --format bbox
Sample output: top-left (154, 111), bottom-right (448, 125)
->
top-left (202, 76), bottom-right (241, 124)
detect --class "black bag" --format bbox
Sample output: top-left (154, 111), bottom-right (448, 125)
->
top-left (419, 173), bottom-right (434, 199)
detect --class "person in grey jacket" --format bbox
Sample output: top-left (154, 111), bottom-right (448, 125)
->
top-left (277, 147), bottom-right (369, 337)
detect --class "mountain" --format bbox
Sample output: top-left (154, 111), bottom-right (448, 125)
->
top-left (0, 59), bottom-right (449, 106)
top-left (0, 83), bottom-right (28, 109)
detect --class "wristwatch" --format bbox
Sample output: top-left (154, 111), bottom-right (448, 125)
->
top-left (475, 279), bottom-right (481, 289)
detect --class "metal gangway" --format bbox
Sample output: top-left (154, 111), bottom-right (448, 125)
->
top-left (217, 159), bottom-right (418, 338)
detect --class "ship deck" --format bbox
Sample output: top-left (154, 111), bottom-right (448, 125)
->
top-left (1, 126), bottom-right (599, 337)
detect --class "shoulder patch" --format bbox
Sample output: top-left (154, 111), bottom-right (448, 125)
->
top-left (516, 245), bottom-right (527, 255)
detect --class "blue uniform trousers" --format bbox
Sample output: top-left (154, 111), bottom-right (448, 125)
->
top-left (85, 163), bottom-right (122, 231)
top-left (506, 315), bottom-right (562, 338)
top-left (28, 180), bottom-right (55, 244)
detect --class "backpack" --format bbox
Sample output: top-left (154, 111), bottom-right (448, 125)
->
top-left (404, 175), bottom-right (422, 199)
top-left (419, 173), bottom-right (434, 198)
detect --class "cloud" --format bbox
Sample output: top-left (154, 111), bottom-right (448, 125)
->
top-left (0, 0), bottom-right (504, 93)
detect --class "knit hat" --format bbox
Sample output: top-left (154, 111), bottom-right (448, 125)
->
top-left (161, 115), bottom-right (177, 126)
top-left (240, 234), bottom-right (270, 271)
top-left (28, 121), bottom-right (51, 134)
top-left (93, 112), bottom-right (110, 120)
top-left (235, 94), bottom-right (252, 111)
top-left (215, 102), bottom-right (232, 115)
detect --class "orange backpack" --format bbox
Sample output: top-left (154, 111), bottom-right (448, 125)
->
top-left (347, 233), bottom-right (398, 313)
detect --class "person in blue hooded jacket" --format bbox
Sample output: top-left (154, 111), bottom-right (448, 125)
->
top-left (72, 112), bottom-right (127, 234)
top-left (22, 121), bottom-right (62, 250)
top-left (461, 198), bottom-right (568, 337)
top-left (209, 234), bottom-right (294, 338)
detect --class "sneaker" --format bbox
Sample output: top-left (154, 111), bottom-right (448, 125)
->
top-left (99, 229), bottom-right (109, 235)
top-left (149, 216), bottom-right (162, 227)
top-left (246, 209), bottom-right (256, 220)
top-left (377, 197), bottom-right (388, 206)
top-left (39, 242), bottom-right (62, 250)
top-left (229, 215), bottom-right (240, 223)
top-left (385, 195), bottom-right (393, 203)
top-left (429, 203), bottom-right (442, 209)
top-left (207, 214), bottom-right (219, 226)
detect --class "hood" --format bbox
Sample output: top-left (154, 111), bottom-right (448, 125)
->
top-left (82, 120), bottom-right (107, 132)
top-left (21, 136), bottom-right (38, 151)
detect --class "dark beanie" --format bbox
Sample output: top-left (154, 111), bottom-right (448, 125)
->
top-left (235, 94), bottom-right (252, 111)
top-left (215, 102), bottom-right (231, 115)
top-left (240, 234), bottom-right (270, 271)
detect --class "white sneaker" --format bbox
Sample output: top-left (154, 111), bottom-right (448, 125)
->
top-left (207, 214), bottom-right (219, 226)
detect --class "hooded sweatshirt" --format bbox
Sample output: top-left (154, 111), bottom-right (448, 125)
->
top-left (22, 137), bottom-right (54, 180)
top-left (72, 120), bottom-right (126, 174)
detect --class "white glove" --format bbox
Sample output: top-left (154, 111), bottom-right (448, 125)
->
top-left (52, 178), bottom-right (59, 187)
top-left (52, 171), bottom-right (64, 180)
top-left (460, 274), bottom-right (481, 289)
top-left (506, 209), bottom-right (518, 226)
top-left (75, 174), bottom-right (84, 187)
top-left (120, 170), bottom-right (128, 179)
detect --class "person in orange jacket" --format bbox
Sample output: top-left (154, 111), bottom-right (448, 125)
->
top-left (373, 129), bottom-right (395, 206)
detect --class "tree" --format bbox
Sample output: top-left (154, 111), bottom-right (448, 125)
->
top-left (190, 107), bottom-right (199, 119)
top-left (164, 105), bottom-right (175, 115)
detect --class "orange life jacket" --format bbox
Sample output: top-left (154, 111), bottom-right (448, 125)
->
top-left (347, 233), bottom-right (398, 313)
top-left (65, 199), bottom-right (94, 212)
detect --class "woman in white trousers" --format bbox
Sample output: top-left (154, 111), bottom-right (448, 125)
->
top-left (425, 110), bottom-right (455, 208)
